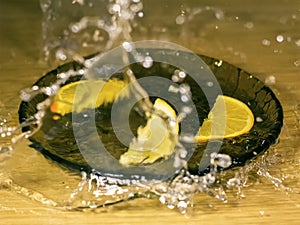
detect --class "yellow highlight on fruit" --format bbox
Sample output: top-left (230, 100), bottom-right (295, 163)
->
top-left (195, 95), bottom-right (255, 142)
top-left (50, 79), bottom-right (255, 165)
top-left (50, 78), bottom-right (129, 115)
top-left (119, 98), bottom-right (179, 166)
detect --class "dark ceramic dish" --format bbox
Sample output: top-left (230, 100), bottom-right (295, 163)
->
top-left (19, 49), bottom-right (283, 178)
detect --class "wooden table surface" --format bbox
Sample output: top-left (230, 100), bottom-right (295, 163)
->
top-left (0, 0), bottom-right (299, 224)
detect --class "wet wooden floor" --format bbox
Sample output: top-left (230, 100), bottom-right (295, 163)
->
top-left (0, 0), bottom-right (299, 224)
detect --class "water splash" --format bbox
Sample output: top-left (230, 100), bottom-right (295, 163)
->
top-left (0, 172), bottom-right (58, 207)
top-left (0, 117), bottom-right (32, 166)
top-left (1, 0), bottom-right (298, 215)
top-left (40, 0), bottom-right (144, 64)
top-left (66, 152), bottom-right (233, 214)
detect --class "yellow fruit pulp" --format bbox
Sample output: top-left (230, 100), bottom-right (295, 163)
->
top-left (50, 78), bottom-right (129, 115)
top-left (119, 98), bottom-right (179, 166)
top-left (50, 79), bottom-right (254, 165)
top-left (195, 95), bottom-right (254, 142)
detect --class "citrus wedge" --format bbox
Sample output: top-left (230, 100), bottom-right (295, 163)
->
top-left (119, 98), bottom-right (178, 166)
top-left (195, 95), bottom-right (254, 142)
top-left (50, 78), bottom-right (129, 115)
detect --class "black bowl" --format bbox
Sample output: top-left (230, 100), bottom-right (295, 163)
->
top-left (18, 50), bottom-right (283, 178)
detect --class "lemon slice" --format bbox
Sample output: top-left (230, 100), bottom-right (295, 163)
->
top-left (195, 95), bottom-right (254, 142)
top-left (119, 98), bottom-right (178, 166)
top-left (50, 78), bottom-right (129, 115)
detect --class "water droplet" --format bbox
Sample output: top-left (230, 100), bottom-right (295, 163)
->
top-left (226, 177), bottom-right (240, 188)
top-left (262, 39), bottom-right (271, 46)
top-left (173, 155), bottom-right (183, 168)
top-left (244, 22), bottom-right (254, 29)
top-left (34, 111), bottom-right (45, 121)
top-left (160, 27), bottom-right (167, 33)
top-left (172, 75), bottom-right (180, 82)
top-left (130, 2), bottom-right (143, 13)
top-left (78, 69), bottom-right (85, 75)
top-left (70, 23), bottom-right (81, 33)
top-left (122, 41), bottom-right (133, 52)
top-left (179, 84), bottom-right (191, 95)
top-left (215, 10), bottom-right (224, 20)
top-left (137, 11), bottom-right (144, 17)
top-left (167, 204), bottom-right (175, 209)
top-left (256, 117), bottom-right (263, 122)
top-left (178, 71), bottom-right (186, 79)
top-left (179, 149), bottom-right (188, 158)
top-left (142, 56), bottom-right (153, 68)
top-left (176, 14), bottom-right (186, 25)
top-left (276, 35), bottom-right (284, 43)
top-left (55, 49), bottom-right (67, 61)
top-left (273, 49), bottom-right (282, 54)
top-left (32, 85), bottom-right (39, 91)
top-left (181, 106), bottom-right (192, 115)
top-left (210, 153), bottom-right (232, 168)
top-left (159, 196), bottom-right (166, 204)
top-left (57, 73), bottom-right (67, 79)
top-left (20, 88), bottom-right (33, 102)
top-left (43, 86), bottom-right (53, 96)
top-left (169, 120), bottom-right (177, 129)
top-left (72, 0), bottom-right (84, 6)
top-left (181, 95), bottom-right (189, 102)
top-left (51, 84), bottom-right (60, 94)
top-left (172, 70), bottom-right (187, 83)
top-left (180, 134), bottom-right (195, 143)
top-left (109, 4), bottom-right (121, 15)
top-left (294, 60), bottom-right (300, 67)
top-left (214, 60), bottom-right (223, 67)
top-left (265, 75), bottom-right (276, 85)
top-left (177, 200), bottom-right (187, 209)
top-left (40, 0), bottom-right (51, 12)
top-left (206, 81), bottom-right (214, 87)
